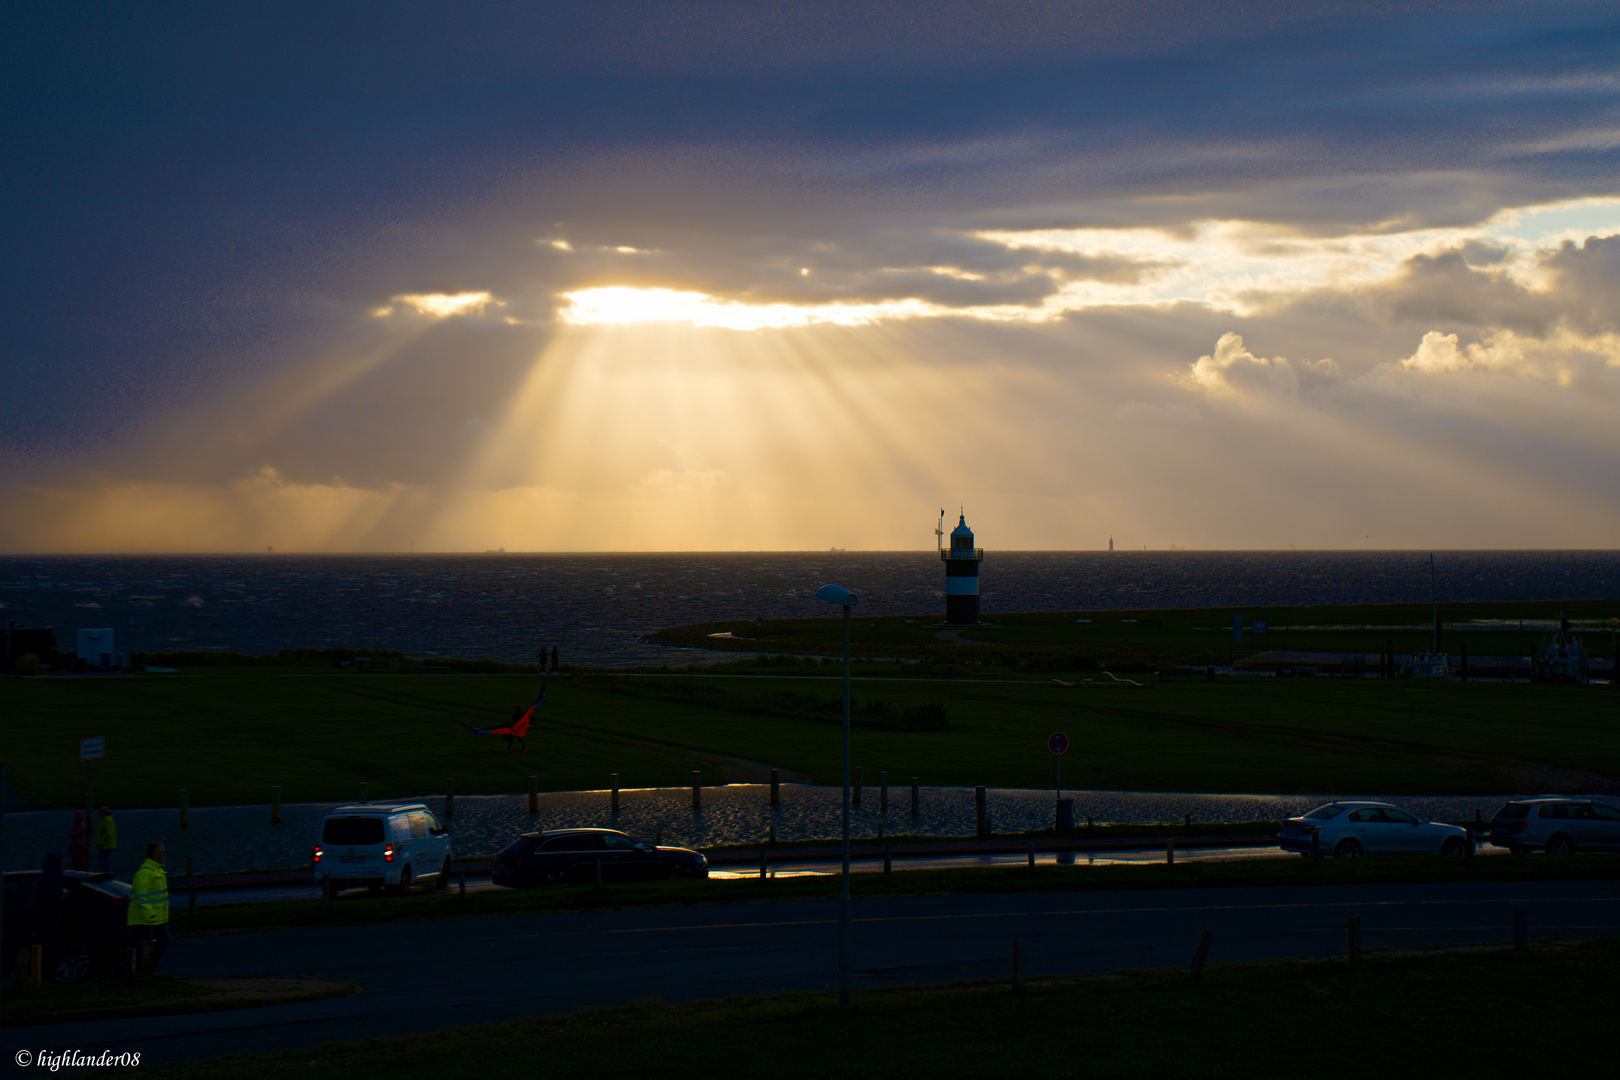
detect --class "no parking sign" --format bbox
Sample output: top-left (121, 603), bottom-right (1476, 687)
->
top-left (1048, 731), bottom-right (1068, 755)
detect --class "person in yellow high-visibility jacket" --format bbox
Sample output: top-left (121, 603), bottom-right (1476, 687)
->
top-left (127, 841), bottom-right (170, 973)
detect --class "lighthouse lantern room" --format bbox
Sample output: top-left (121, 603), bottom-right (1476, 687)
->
top-left (941, 511), bottom-right (984, 624)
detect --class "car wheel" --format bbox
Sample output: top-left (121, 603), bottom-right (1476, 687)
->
top-left (1441, 836), bottom-right (1468, 856)
top-left (668, 861), bottom-right (696, 879)
top-left (392, 866), bottom-right (414, 896)
top-left (543, 866), bottom-right (569, 886)
top-left (1333, 838), bottom-right (1363, 858)
top-left (436, 856), bottom-right (453, 889)
top-left (1546, 834), bottom-right (1574, 855)
top-left (50, 942), bottom-right (93, 984)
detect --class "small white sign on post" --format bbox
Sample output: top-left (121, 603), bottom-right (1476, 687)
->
top-left (79, 737), bottom-right (105, 761)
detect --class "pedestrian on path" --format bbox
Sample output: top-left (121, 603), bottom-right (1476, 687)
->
top-left (68, 809), bottom-right (90, 871)
top-left (128, 840), bottom-right (171, 974)
top-left (94, 805), bottom-right (117, 874)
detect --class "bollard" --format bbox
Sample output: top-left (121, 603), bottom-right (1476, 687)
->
top-left (270, 784), bottom-right (282, 824)
top-left (1514, 908), bottom-right (1528, 950)
top-left (760, 847), bottom-right (767, 880)
top-left (188, 855), bottom-right (196, 918)
top-left (528, 775), bottom-right (539, 815)
top-left (768, 822), bottom-right (775, 845)
top-left (179, 788), bottom-right (190, 829)
top-left (1165, 839), bottom-right (1174, 865)
top-left (611, 773), bottom-right (620, 814)
top-left (910, 777), bottom-right (919, 818)
top-left (1086, 815), bottom-right (1094, 831)
top-left (770, 768), bottom-right (780, 806)
top-left (975, 786), bottom-right (988, 837)
top-left (1183, 813), bottom-right (1191, 829)
top-left (1027, 842), bottom-right (1035, 870)
top-left (1190, 929), bottom-right (1214, 981)
top-left (445, 778), bottom-right (454, 820)
top-left (359, 781), bottom-right (368, 805)
top-left (1347, 916), bottom-right (1361, 962)
top-left (884, 843), bottom-right (892, 876)
top-left (692, 771), bottom-right (702, 810)
top-left (28, 944), bottom-right (42, 986)
top-left (853, 766), bottom-right (863, 806)
top-left (458, 871), bottom-right (467, 898)
top-left (1011, 940), bottom-right (1023, 991)
top-left (877, 821), bottom-right (884, 839)
top-left (880, 770), bottom-right (888, 813)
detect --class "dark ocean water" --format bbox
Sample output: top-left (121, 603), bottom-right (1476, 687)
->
top-left (1, 551), bottom-right (1616, 667)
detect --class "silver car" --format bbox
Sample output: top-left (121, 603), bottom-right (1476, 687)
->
top-left (1487, 798), bottom-right (1620, 854)
top-left (1278, 801), bottom-right (1472, 858)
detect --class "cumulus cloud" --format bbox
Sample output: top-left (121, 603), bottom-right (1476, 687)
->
top-left (1184, 332), bottom-right (1341, 400)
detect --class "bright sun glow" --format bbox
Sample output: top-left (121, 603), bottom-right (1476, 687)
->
top-left (559, 286), bottom-right (972, 330)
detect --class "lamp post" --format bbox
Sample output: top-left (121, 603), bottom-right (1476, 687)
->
top-left (815, 582), bottom-right (857, 1010)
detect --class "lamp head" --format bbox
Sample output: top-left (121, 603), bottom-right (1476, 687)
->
top-left (815, 584), bottom-right (858, 607)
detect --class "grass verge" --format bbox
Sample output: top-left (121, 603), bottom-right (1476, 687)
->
top-left (143, 937), bottom-right (1618, 1080)
top-left (175, 854), bottom-right (1620, 937)
top-left (1, 974), bottom-right (354, 1027)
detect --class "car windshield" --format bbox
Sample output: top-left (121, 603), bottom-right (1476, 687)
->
top-left (1495, 803), bottom-right (1530, 820)
top-left (323, 817), bottom-right (386, 845)
top-left (1304, 805), bottom-right (1343, 820)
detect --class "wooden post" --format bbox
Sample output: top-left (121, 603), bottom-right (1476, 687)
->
top-left (28, 944), bottom-right (42, 986)
top-left (528, 775), bottom-right (539, 814)
top-left (179, 788), bottom-right (189, 829)
top-left (768, 822), bottom-right (775, 844)
top-left (910, 777), bottom-right (919, 817)
top-left (770, 768), bottom-right (780, 806)
top-left (458, 871), bottom-right (466, 897)
top-left (691, 770), bottom-right (701, 810)
top-left (1027, 842), bottom-right (1035, 870)
top-left (1190, 929), bottom-right (1214, 981)
top-left (975, 786), bottom-right (988, 837)
top-left (883, 843), bottom-right (892, 876)
top-left (188, 854), bottom-right (197, 918)
top-left (1183, 813), bottom-right (1191, 829)
top-left (853, 766), bottom-right (863, 806)
top-left (269, 785), bottom-right (282, 825)
top-left (1514, 908), bottom-right (1528, 950)
top-left (611, 773), bottom-right (620, 814)
top-left (445, 778), bottom-right (455, 820)
top-left (1165, 839), bottom-right (1174, 865)
top-left (760, 847), bottom-right (767, 879)
top-left (1011, 939), bottom-right (1023, 991)
top-left (359, 781), bottom-right (368, 804)
top-left (879, 771), bottom-right (888, 812)
top-left (1347, 915), bottom-right (1361, 962)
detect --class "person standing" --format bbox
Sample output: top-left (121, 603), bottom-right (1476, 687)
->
top-left (127, 840), bottom-right (170, 974)
top-left (94, 805), bottom-right (117, 873)
top-left (67, 809), bottom-right (90, 872)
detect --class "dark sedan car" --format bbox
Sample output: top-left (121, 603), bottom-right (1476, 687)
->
top-left (3, 870), bottom-right (132, 983)
top-left (491, 828), bottom-right (708, 887)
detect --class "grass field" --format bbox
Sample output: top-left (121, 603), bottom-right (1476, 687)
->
top-left (140, 937), bottom-right (1619, 1079)
top-left (2, 665), bottom-right (1615, 809)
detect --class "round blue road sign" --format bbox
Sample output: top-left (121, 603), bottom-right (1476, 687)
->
top-left (1048, 731), bottom-right (1068, 755)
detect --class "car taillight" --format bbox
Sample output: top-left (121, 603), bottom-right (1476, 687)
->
top-left (313, 846), bottom-right (322, 863)
top-left (384, 843), bottom-right (395, 862)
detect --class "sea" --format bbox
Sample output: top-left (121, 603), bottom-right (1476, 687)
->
top-left (2, 551), bottom-right (1617, 667)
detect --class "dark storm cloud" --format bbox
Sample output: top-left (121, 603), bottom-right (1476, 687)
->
top-left (3, 0), bottom-right (1617, 467)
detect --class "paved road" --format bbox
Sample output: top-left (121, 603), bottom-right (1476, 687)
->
top-left (10, 880), bottom-right (1616, 1066)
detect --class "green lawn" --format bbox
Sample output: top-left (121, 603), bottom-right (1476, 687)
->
top-left (142, 937), bottom-right (1619, 1080)
top-left (2, 667), bottom-right (1614, 808)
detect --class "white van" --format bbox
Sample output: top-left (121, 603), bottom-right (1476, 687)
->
top-left (313, 804), bottom-right (452, 898)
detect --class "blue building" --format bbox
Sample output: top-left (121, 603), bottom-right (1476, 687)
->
top-left (941, 512), bottom-right (984, 624)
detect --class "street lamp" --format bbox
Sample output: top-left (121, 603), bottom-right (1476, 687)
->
top-left (815, 582), bottom-right (857, 1010)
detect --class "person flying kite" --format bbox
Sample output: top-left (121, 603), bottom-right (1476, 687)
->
top-left (462, 682), bottom-right (545, 752)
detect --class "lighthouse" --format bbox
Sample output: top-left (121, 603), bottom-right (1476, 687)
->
top-left (941, 511), bottom-right (984, 624)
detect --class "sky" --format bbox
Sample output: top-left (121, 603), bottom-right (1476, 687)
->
top-left (4, 1), bottom-right (1618, 553)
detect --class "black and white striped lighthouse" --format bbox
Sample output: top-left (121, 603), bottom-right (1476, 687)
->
top-left (941, 511), bottom-right (984, 624)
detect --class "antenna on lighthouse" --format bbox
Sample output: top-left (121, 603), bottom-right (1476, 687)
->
top-left (935, 509), bottom-right (945, 553)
